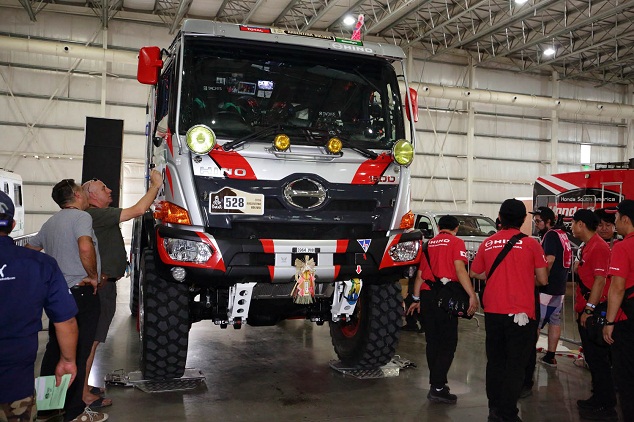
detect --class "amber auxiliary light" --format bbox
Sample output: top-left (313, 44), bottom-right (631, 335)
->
top-left (273, 134), bottom-right (290, 151)
top-left (154, 201), bottom-right (192, 225)
top-left (326, 137), bottom-right (343, 154)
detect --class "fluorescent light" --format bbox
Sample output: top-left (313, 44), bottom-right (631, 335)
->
top-left (580, 144), bottom-right (591, 165)
top-left (543, 47), bottom-right (556, 56)
top-left (343, 15), bottom-right (356, 26)
top-left (514, 0), bottom-right (528, 4)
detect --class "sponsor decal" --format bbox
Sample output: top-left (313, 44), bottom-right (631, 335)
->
top-left (208, 187), bottom-right (264, 215)
top-left (542, 188), bottom-right (623, 217)
top-left (335, 37), bottom-right (364, 46)
top-left (331, 43), bottom-right (374, 53)
top-left (357, 239), bottom-right (371, 252)
top-left (239, 25), bottom-right (272, 34)
top-left (271, 27), bottom-right (335, 41)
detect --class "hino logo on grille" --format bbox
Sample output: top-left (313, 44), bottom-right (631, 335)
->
top-left (283, 178), bottom-right (327, 209)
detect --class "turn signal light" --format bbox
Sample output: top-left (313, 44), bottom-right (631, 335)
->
top-left (399, 210), bottom-right (415, 229)
top-left (154, 201), bottom-right (192, 225)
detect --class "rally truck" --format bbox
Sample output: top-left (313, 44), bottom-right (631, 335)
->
top-left (131, 19), bottom-right (421, 380)
top-left (533, 159), bottom-right (634, 217)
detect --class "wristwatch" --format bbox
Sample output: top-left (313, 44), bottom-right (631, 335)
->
top-left (411, 295), bottom-right (420, 303)
top-left (605, 320), bottom-right (615, 326)
top-left (583, 308), bottom-right (594, 315)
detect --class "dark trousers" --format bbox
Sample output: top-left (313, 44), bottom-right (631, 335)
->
top-left (421, 289), bottom-right (458, 387)
top-left (485, 313), bottom-right (537, 420)
top-left (577, 317), bottom-right (616, 407)
top-left (40, 286), bottom-right (100, 421)
top-left (523, 289), bottom-right (541, 388)
top-left (612, 319), bottom-right (634, 420)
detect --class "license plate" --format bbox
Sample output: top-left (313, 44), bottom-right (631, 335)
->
top-left (292, 247), bottom-right (320, 254)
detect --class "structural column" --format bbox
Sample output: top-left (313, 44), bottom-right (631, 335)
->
top-left (551, 71), bottom-right (559, 174)
top-left (466, 60), bottom-right (475, 211)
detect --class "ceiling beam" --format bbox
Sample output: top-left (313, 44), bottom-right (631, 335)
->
top-left (17, 0), bottom-right (36, 21)
top-left (169, 0), bottom-right (193, 34)
top-left (301, 0), bottom-right (341, 31)
top-left (491, 0), bottom-right (632, 60)
top-left (243, 0), bottom-right (266, 23)
top-left (367, 0), bottom-right (426, 35)
top-left (273, 0), bottom-right (303, 26)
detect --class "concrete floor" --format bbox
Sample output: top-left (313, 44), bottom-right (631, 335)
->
top-left (36, 278), bottom-right (604, 422)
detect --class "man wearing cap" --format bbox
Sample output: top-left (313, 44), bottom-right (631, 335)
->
top-left (26, 180), bottom-right (108, 422)
top-left (603, 199), bottom-right (634, 421)
top-left (80, 169), bottom-right (162, 402)
top-left (571, 209), bottom-right (617, 421)
top-left (407, 215), bottom-right (478, 405)
top-left (0, 191), bottom-right (79, 422)
top-left (470, 199), bottom-right (548, 422)
top-left (529, 206), bottom-right (572, 368)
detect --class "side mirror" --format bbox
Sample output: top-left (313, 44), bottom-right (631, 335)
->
top-left (405, 87), bottom-right (418, 122)
top-left (137, 46), bottom-right (163, 85)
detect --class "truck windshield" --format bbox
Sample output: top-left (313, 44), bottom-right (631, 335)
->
top-left (179, 37), bottom-right (405, 149)
top-left (438, 215), bottom-right (497, 237)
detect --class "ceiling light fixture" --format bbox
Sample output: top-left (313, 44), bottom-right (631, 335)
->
top-left (514, 0), bottom-right (528, 4)
top-left (543, 47), bottom-right (556, 56)
top-left (343, 15), bottom-right (356, 26)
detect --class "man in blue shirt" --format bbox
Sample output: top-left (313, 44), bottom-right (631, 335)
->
top-left (0, 191), bottom-right (78, 421)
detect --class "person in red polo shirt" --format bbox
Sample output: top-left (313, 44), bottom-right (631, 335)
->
top-left (470, 199), bottom-right (548, 422)
top-left (407, 215), bottom-right (478, 404)
top-left (571, 209), bottom-right (617, 421)
top-left (603, 199), bottom-right (634, 421)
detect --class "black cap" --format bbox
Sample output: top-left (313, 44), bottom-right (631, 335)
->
top-left (615, 199), bottom-right (634, 221)
top-left (573, 209), bottom-right (599, 229)
top-left (594, 208), bottom-right (616, 225)
top-left (529, 206), bottom-right (556, 223)
top-left (499, 198), bottom-right (526, 218)
top-left (0, 191), bottom-right (15, 228)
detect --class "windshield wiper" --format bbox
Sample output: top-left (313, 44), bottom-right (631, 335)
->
top-left (222, 125), bottom-right (280, 151)
top-left (335, 135), bottom-right (379, 160)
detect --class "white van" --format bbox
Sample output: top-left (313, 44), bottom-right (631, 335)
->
top-left (0, 169), bottom-right (24, 237)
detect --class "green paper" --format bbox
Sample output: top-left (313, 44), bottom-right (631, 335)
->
top-left (35, 374), bottom-right (71, 410)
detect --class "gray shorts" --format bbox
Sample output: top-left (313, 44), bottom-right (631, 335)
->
top-left (539, 293), bottom-right (564, 329)
top-left (94, 281), bottom-right (117, 343)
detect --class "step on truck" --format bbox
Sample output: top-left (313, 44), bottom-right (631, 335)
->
top-left (132, 19), bottom-right (422, 380)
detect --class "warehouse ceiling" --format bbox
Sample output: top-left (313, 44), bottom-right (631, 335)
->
top-left (9, 0), bottom-right (634, 85)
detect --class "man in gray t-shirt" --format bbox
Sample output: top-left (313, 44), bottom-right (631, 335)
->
top-left (27, 179), bottom-right (107, 422)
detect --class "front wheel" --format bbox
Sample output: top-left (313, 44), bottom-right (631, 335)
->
top-left (139, 250), bottom-right (190, 380)
top-left (329, 280), bottom-right (403, 368)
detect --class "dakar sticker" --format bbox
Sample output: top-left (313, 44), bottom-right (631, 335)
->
top-left (208, 187), bottom-right (264, 215)
top-left (357, 239), bottom-right (371, 253)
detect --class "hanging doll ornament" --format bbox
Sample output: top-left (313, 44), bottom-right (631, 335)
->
top-left (351, 14), bottom-right (364, 41)
top-left (292, 255), bottom-right (316, 304)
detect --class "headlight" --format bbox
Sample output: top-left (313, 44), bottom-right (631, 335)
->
top-left (389, 240), bottom-right (419, 262)
top-left (392, 139), bottom-right (414, 166)
top-left (163, 238), bottom-right (213, 263)
top-left (186, 125), bottom-right (216, 154)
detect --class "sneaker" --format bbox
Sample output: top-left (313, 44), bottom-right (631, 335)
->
top-left (519, 385), bottom-right (533, 399)
top-left (540, 355), bottom-right (557, 367)
top-left (577, 396), bottom-right (600, 409)
top-left (427, 386), bottom-right (457, 404)
top-left (68, 408), bottom-right (108, 422)
top-left (578, 405), bottom-right (618, 421)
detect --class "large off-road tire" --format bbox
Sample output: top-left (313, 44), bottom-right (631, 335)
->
top-left (129, 218), bottom-right (144, 315)
top-left (139, 250), bottom-right (190, 380)
top-left (329, 280), bottom-right (403, 368)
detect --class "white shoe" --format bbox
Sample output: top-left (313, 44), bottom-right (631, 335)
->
top-left (69, 408), bottom-right (108, 422)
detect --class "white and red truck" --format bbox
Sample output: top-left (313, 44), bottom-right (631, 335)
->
top-left (131, 19), bottom-right (421, 380)
top-left (533, 159), bottom-right (634, 217)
